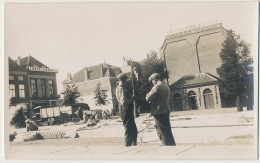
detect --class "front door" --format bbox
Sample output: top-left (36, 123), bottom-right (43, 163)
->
top-left (188, 96), bottom-right (198, 110)
top-left (203, 89), bottom-right (215, 109)
top-left (188, 91), bottom-right (198, 110)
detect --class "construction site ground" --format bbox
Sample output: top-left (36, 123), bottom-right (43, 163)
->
top-left (5, 107), bottom-right (258, 160)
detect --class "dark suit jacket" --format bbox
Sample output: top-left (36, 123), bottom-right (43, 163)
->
top-left (146, 81), bottom-right (171, 116)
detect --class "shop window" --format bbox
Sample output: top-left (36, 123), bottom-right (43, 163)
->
top-left (19, 84), bottom-right (25, 98)
top-left (18, 76), bottom-right (24, 81)
top-left (49, 80), bottom-right (54, 95)
top-left (41, 80), bottom-right (46, 96)
top-left (9, 75), bottom-right (14, 80)
top-left (9, 84), bottom-right (16, 98)
top-left (31, 79), bottom-right (38, 96)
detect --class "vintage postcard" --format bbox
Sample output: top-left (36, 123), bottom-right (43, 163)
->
top-left (3, 1), bottom-right (259, 161)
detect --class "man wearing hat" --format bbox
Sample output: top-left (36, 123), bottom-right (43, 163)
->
top-left (146, 73), bottom-right (176, 146)
top-left (25, 119), bottom-right (38, 132)
top-left (116, 73), bottom-right (138, 146)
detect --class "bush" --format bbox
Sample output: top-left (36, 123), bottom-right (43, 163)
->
top-left (10, 108), bottom-right (26, 128)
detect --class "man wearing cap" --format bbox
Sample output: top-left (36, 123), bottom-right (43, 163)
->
top-left (146, 73), bottom-right (176, 146)
top-left (116, 73), bottom-right (138, 146)
top-left (25, 119), bottom-right (39, 132)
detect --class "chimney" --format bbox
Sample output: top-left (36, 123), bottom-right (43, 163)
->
top-left (67, 73), bottom-right (72, 82)
top-left (100, 64), bottom-right (103, 78)
top-left (17, 56), bottom-right (21, 66)
top-left (83, 68), bottom-right (88, 81)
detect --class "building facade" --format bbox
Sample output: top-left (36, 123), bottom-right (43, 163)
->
top-left (160, 23), bottom-right (227, 111)
top-left (9, 56), bottom-right (59, 118)
top-left (63, 63), bottom-right (121, 113)
top-left (170, 73), bottom-right (221, 111)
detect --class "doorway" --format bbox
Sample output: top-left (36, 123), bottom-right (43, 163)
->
top-left (203, 89), bottom-right (215, 109)
top-left (172, 93), bottom-right (183, 111)
top-left (188, 91), bottom-right (198, 110)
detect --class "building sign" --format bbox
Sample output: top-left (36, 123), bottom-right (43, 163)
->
top-left (166, 23), bottom-right (221, 40)
top-left (29, 67), bottom-right (58, 73)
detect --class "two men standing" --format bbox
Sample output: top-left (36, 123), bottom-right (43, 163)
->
top-left (115, 72), bottom-right (175, 146)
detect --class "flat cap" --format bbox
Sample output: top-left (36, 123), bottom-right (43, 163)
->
top-left (148, 73), bottom-right (160, 82)
top-left (25, 119), bottom-right (31, 123)
top-left (117, 73), bottom-right (127, 80)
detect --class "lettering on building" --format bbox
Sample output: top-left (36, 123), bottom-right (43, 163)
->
top-left (165, 23), bottom-right (221, 40)
top-left (29, 67), bottom-right (58, 73)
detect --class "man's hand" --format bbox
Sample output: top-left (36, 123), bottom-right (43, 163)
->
top-left (145, 94), bottom-right (150, 101)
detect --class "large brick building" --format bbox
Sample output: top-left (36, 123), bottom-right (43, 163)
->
top-left (160, 23), bottom-right (227, 111)
top-left (63, 63), bottom-right (121, 113)
top-left (9, 56), bottom-right (59, 118)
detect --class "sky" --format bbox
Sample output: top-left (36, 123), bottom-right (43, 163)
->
top-left (4, 1), bottom-right (259, 93)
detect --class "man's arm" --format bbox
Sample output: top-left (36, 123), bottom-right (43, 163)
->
top-left (146, 85), bottom-right (158, 102)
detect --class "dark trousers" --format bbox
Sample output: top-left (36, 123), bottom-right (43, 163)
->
top-left (121, 107), bottom-right (138, 146)
top-left (154, 113), bottom-right (176, 146)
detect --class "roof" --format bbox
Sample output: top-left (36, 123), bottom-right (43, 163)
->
top-left (170, 73), bottom-right (218, 88)
top-left (72, 63), bottom-right (122, 83)
top-left (9, 57), bottom-right (27, 72)
top-left (16, 56), bottom-right (49, 69)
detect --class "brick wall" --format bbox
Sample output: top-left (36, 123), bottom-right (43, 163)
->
top-left (161, 24), bottom-right (227, 85)
top-left (171, 84), bottom-right (221, 111)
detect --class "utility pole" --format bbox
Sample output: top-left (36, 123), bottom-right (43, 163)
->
top-left (130, 59), bottom-right (139, 118)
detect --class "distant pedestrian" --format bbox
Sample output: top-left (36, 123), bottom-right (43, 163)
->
top-left (47, 118), bottom-right (55, 126)
top-left (76, 107), bottom-right (83, 120)
top-left (146, 73), bottom-right (176, 146)
top-left (102, 109), bottom-right (110, 120)
top-left (25, 119), bottom-right (38, 132)
top-left (83, 111), bottom-right (88, 122)
top-left (116, 73), bottom-right (138, 146)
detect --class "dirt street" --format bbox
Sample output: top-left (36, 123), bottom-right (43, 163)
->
top-left (11, 137), bottom-right (125, 146)
top-left (6, 109), bottom-right (257, 159)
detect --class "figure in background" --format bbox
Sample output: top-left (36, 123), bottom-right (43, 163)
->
top-left (25, 119), bottom-right (39, 132)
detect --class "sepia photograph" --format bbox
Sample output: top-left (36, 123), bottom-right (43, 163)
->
top-left (2, 0), bottom-right (259, 160)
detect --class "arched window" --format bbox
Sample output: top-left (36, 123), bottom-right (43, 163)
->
top-left (187, 91), bottom-right (198, 110)
top-left (203, 88), bottom-right (215, 109)
top-left (188, 91), bottom-right (196, 96)
top-left (203, 89), bottom-right (212, 94)
top-left (172, 93), bottom-right (183, 111)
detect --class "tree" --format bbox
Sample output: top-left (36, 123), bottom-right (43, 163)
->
top-left (10, 108), bottom-right (26, 128)
top-left (94, 82), bottom-right (108, 107)
top-left (61, 84), bottom-right (81, 105)
top-left (216, 30), bottom-right (254, 110)
top-left (139, 50), bottom-right (169, 112)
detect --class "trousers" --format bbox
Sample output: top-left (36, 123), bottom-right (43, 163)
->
top-left (121, 106), bottom-right (138, 146)
top-left (154, 113), bottom-right (176, 146)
